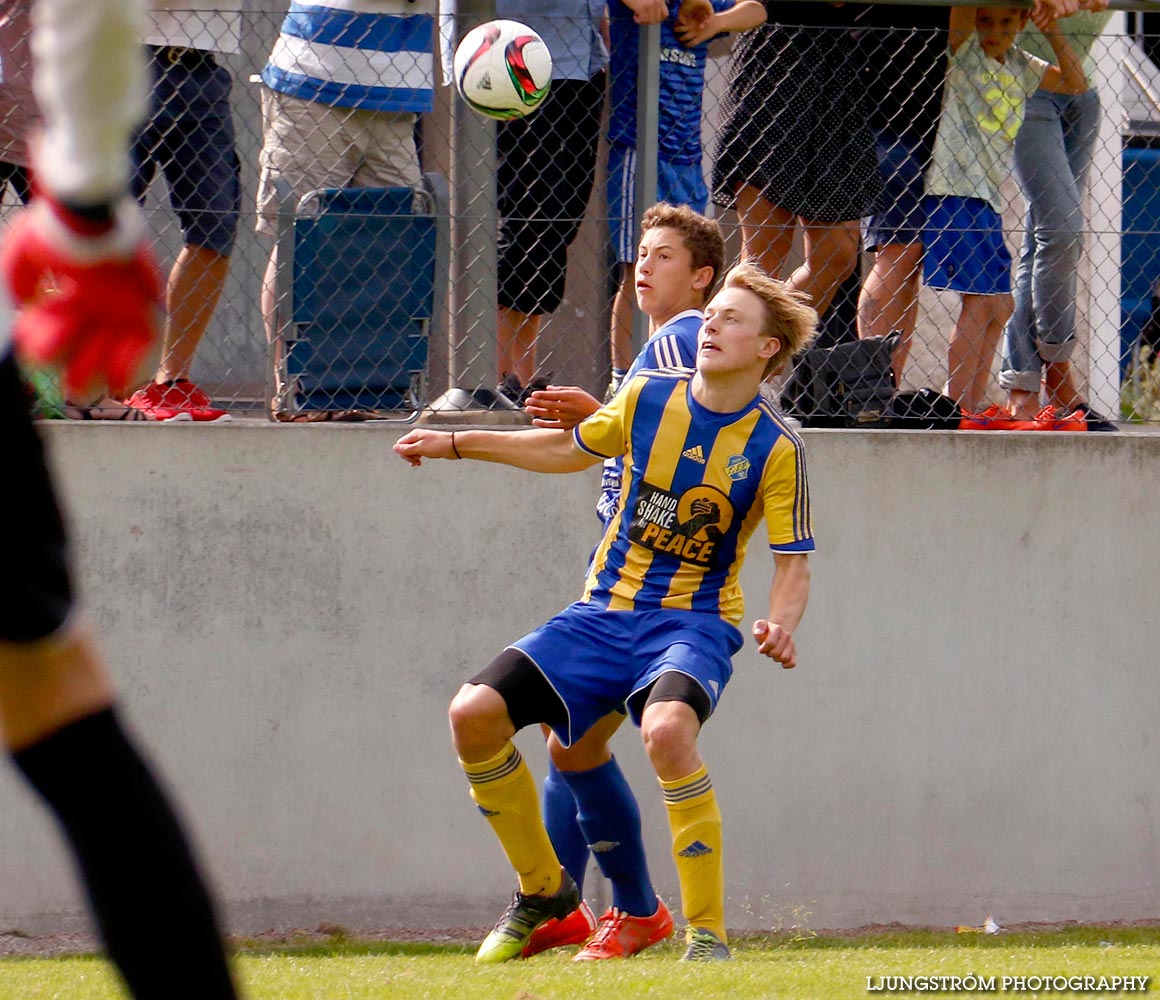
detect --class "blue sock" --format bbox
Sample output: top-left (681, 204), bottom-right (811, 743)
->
top-left (543, 762), bottom-right (591, 896)
top-left (560, 756), bottom-right (657, 917)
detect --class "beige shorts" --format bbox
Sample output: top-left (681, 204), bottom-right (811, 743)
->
top-left (255, 88), bottom-right (422, 235)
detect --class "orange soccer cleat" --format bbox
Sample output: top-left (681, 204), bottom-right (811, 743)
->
top-left (521, 899), bottom-right (597, 958)
top-left (572, 899), bottom-right (675, 960)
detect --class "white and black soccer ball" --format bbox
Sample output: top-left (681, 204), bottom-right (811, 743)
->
top-left (453, 19), bottom-right (553, 121)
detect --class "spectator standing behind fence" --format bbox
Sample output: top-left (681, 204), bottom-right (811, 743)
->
top-left (494, 0), bottom-right (610, 407)
top-left (0, 2), bottom-right (34, 207)
top-left (854, 3), bottom-right (949, 377)
top-left (256, 0), bottom-right (434, 411)
top-left (606, 0), bottom-right (765, 380)
top-left (923, 4), bottom-right (1086, 414)
top-left (711, 4), bottom-right (882, 324)
top-left (121, 0), bottom-right (242, 422)
top-left (999, 3), bottom-right (1116, 429)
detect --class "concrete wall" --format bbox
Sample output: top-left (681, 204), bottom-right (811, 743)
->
top-left (2, 424), bottom-right (1158, 935)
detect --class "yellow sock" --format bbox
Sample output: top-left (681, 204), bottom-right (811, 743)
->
top-left (660, 765), bottom-right (726, 942)
top-left (461, 743), bottom-right (561, 897)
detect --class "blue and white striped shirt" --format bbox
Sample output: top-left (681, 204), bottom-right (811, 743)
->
top-left (262, 1), bottom-right (435, 113)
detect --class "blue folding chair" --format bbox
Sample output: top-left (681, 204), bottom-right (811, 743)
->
top-left (270, 173), bottom-right (448, 421)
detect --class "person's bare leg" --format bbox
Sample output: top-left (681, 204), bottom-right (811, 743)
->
top-left (2, 626), bottom-right (239, 999)
top-left (734, 184), bottom-right (795, 278)
top-left (790, 219), bottom-right (859, 318)
top-left (1044, 359), bottom-right (1083, 411)
top-left (948, 294), bottom-right (994, 411)
top-left (969, 294), bottom-right (1012, 412)
top-left (155, 245), bottom-right (229, 383)
top-left (0, 626), bottom-right (113, 751)
top-left (859, 242), bottom-right (922, 380)
top-left (498, 307), bottom-right (541, 385)
top-left (610, 265), bottom-right (636, 374)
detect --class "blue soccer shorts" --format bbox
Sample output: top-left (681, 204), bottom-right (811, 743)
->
top-left (509, 602), bottom-right (742, 748)
top-left (922, 195), bottom-right (1012, 296)
top-left (607, 142), bottom-right (709, 265)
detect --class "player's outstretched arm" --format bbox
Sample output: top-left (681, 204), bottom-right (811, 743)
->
top-left (752, 552), bottom-right (810, 669)
top-left (394, 427), bottom-right (602, 474)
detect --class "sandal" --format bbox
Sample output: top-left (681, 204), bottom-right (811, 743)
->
top-left (63, 397), bottom-right (152, 421)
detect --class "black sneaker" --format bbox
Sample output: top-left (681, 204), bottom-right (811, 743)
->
top-left (1075, 403), bottom-right (1118, 432)
top-left (497, 372), bottom-right (524, 406)
top-left (475, 869), bottom-right (581, 963)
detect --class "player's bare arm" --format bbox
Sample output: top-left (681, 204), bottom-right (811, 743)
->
top-left (394, 427), bottom-right (602, 474)
top-left (523, 385), bottom-right (602, 429)
top-left (752, 552), bottom-right (810, 669)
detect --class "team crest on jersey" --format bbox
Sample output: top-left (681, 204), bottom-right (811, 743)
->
top-left (629, 481), bottom-right (735, 565)
top-left (725, 455), bottom-right (751, 481)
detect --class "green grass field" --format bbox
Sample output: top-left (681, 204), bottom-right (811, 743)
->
top-left (2, 927), bottom-right (1157, 1000)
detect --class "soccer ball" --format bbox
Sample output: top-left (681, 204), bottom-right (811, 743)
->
top-left (453, 20), bottom-right (552, 121)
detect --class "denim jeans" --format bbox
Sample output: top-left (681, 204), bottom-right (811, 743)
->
top-left (999, 88), bottom-right (1101, 392)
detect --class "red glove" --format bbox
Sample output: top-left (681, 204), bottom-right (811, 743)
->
top-left (0, 195), bottom-right (162, 399)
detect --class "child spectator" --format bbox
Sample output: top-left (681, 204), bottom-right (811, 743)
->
top-left (923, 3), bottom-right (1086, 414)
top-left (606, 0), bottom-right (765, 380)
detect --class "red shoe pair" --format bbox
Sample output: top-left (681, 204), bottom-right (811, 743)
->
top-left (521, 897), bottom-right (674, 960)
top-left (960, 404), bottom-right (1086, 432)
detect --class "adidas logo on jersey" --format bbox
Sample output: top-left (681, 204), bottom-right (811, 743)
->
top-left (589, 840), bottom-right (621, 853)
top-left (678, 840), bottom-right (713, 858)
top-left (682, 444), bottom-right (706, 464)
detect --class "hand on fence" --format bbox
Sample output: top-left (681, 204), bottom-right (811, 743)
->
top-left (621, 0), bottom-right (669, 26)
top-left (0, 196), bottom-right (162, 398)
top-left (675, 0), bottom-right (714, 46)
top-left (524, 385), bottom-right (601, 429)
top-left (753, 620), bottom-right (797, 669)
top-left (1032, 0), bottom-right (1082, 19)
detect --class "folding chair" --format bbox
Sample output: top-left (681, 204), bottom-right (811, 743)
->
top-left (270, 173), bottom-right (449, 421)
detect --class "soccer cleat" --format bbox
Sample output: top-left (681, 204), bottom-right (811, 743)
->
top-left (573, 899), bottom-right (675, 960)
top-left (475, 869), bottom-right (581, 964)
top-left (522, 899), bottom-right (597, 957)
top-left (126, 379), bottom-right (230, 423)
top-left (959, 404), bottom-right (1017, 431)
top-left (680, 926), bottom-right (731, 962)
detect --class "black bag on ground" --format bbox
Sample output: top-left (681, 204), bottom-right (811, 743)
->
top-left (882, 388), bottom-right (963, 429)
top-left (781, 332), bottom-right (901, 427)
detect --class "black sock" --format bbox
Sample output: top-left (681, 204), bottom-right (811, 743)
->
top-left (12, 708), bottom-right (238, 1000)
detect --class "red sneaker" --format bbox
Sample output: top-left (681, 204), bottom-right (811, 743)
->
top-left (520, 899), bottom-right (596, 958)
top-left (573, 899), bottom-right (675, 960)
top-left (1033, 405), bottom-right (1087, 432)
top-left (126, 379), bottom-right (230, 422)
top-left (959, 404), bottom-right (1016, 431)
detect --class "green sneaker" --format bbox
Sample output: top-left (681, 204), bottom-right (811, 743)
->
top-left (681, 926), bottom-right (731, 962)
top-left (475, 870), bottom-right (580, 963)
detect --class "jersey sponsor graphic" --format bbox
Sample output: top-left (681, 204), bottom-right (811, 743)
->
top-left (659, 45), bottom-right (697, 68)
top-left (682, 443), bottom-right (706, 464)
top-left (629, 481), bottom-right (734, 566)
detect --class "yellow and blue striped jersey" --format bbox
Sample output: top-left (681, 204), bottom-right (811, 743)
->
top-left (573, 369), bottom-right (814, 626)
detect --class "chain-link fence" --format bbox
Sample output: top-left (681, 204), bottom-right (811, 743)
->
top-left (3, 2), bottom-right (1159, 424)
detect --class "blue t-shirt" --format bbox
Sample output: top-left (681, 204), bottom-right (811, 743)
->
top-left (606, 0), bottom-right (731, 164)
top-left (596, 309), bottom-right (702, 525)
